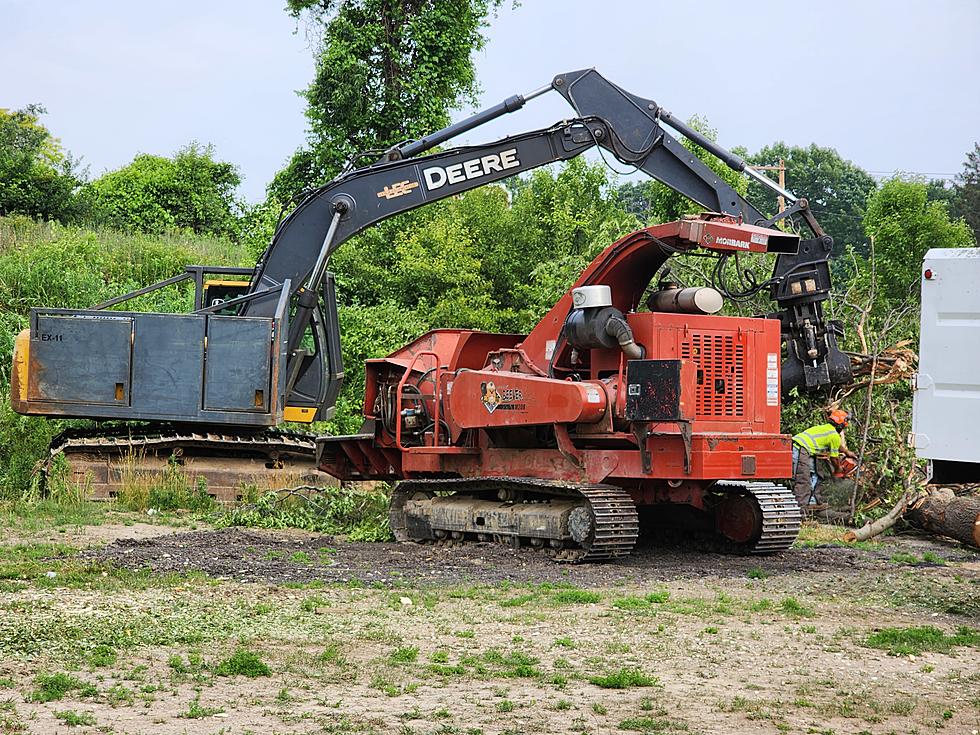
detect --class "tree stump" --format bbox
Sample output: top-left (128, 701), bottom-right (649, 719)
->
top-left (905, 488), bottom-right (980, 549)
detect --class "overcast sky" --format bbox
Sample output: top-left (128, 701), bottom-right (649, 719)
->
top-left (2, 1), bottom-right (978, 202)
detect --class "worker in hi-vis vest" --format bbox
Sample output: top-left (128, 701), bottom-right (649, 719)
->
top-left (791, 410), bottom-right (857, 508)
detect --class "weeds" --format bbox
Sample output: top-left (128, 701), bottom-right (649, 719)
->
top-left (217, 487), bottom-right (391, 541)
top-left (29, 673), bottom-right (95, 703)
top-left (589, 668), bottom-right (658, 689)
top-left (180, 692), bottom-right (223, 719)
top-left (54, 710), bottom-right (96, 727)
top-left (552, 589), bottom-right (601, 605)
top-left (865, 626), bottom-right (980, 656)
top-left (214, 648), bottom-right (271, 677)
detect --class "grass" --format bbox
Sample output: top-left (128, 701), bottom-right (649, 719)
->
top-left (54, 710), bottom-right (97, 727)
top-left (88, 644), bottom-right (116, 667)
top-left (589, 668), bottom-right (658, 689)
top-left (390, 646), bottom-right (420, 664)
top-left (619, 716), bottom-right (689, 733)
top-left (29, 673), bottom-right (96, 703)
top-left (865, 626), bottom-right (980, 656)
top-left (180, 692), bottom-right (223, 719)
top-left (552, 589), bottom-right (601, 605)
top-left (778, 596), bottom-right (815, 618)
top-left (213, 648), bottom-right (271, 678)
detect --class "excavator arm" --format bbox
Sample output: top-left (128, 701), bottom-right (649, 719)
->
top-left (243, 69), bottom-right (849, 413)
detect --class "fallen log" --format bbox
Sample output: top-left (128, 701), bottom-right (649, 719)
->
top-left (905, 488), bottom-right (980, 549)
top-left (843, 491), bottom-right (911, 543)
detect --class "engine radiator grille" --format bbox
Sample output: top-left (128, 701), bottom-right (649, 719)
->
top-left (680, 333), bottom-right (745, 418)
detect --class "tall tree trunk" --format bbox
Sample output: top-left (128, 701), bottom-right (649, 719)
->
top-left (905, 488), bottom-right (980, 549)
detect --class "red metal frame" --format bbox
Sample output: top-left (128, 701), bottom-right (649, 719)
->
top-left (394, 350), bottom-right (442, 451)
top-left (319, 216), bottom-right (799, 509)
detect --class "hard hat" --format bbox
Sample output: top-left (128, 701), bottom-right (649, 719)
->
top-left (829, 409), bottom-right (850, 427)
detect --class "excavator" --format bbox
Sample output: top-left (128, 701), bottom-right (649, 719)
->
top-left (12, 69), bottom-right (852, 558)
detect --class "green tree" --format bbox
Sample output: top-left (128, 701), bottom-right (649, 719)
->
top-left (270, 0), bottom-right (502, 203)
top-left (746, 143), bottom-right (877, 256)
top-left (861, 178), bottom-right (975, 308)
top-left (951, 142), bottom-right (980, 244)
top-left (0, 105), bottom-right (85, 222)
top-left (85, 144), bottom-right (241, 235)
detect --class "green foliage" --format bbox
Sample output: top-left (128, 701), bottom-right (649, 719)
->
top-left (88, 644), bottom-right (117, 668)
top-left (214, 648), bottom-right (271, 677)
top-left (389, 646), bottom-right (419, 663)
top-left (217, 486), bottom-right (392, 541)
top-left (865, 625), bottom-right (980, 656)
top-left (951, 142), bottom-right (980, 244)
top-left (552, 589), bottom-right (601, 605)
top-left (272, 0), bottom-right (503, 201)
top-left (179, 693), bottom-right (223, 719)
top-left (0, 105), bottom-right (86, 223)
top-left (85, 143), bottom-right (241, 235)
top-left (29, 673), bottom-right (95, 703)
top-left (861, 177), bottom-right (975, 308)
top-left (588, 667), bottom-right (658, 689)
top-left (54, 710), bottom-right (97, 727)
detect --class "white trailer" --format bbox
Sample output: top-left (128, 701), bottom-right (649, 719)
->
top-left (911, 247), bottom-right (980, 483)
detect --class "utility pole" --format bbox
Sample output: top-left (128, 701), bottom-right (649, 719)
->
top-left (750, 159), bottom-right (787, 215)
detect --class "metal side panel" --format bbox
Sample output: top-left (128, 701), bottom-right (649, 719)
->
top-left (204, 316), bottom-right (274, 412)
top-left (131, 313), bottom-right (206, 417)
top-left (28, 313), bottom-right (133, 405)
top-left (912, 248), bottom-right (980, 463)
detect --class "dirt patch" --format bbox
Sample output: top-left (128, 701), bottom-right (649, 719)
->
top-left (6, 520), bottom-right (181, 548)
top-left (88, 525), bottom-right (977, 587)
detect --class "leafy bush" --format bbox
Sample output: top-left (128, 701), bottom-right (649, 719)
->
top-left (217, 485), bottom-right (392, 541)
top-left (85, 143), bottom-right (241, 236)
top-left (214, 648), bottom-right (271, 678)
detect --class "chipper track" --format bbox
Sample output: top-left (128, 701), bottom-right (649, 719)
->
top-left (389, 477), bottom-right (639, 563)
top-left (715, 481), bottom-right (802, 554)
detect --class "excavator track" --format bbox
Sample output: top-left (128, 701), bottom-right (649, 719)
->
top-left (46, 426), bottom-right (325, 502)
top-left (390, 477), bottom-right (639, 563)
top-left (715, 481), bottom-right (802, 554)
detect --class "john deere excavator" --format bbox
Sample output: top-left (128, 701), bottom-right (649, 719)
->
top-left (13, 69), bottom-right (851, 554)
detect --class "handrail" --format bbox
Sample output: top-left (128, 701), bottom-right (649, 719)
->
top-left (395, 350), bottom-right (442, 451)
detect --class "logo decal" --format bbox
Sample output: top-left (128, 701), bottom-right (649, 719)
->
top-left (422, 148), bottom-right (521, 191)
top-left (377, 180), bottom-right (420, 200)
top-left (480, 381), bottom-right (526, 414)
top-left (481, 381), bottom-right (502, 414)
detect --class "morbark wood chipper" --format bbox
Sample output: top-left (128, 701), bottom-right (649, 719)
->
top-left (12, 69), bottom-right (852, 560)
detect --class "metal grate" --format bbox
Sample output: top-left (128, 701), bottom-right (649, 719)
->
top-left (680, 333), bottom-right (745, 417)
